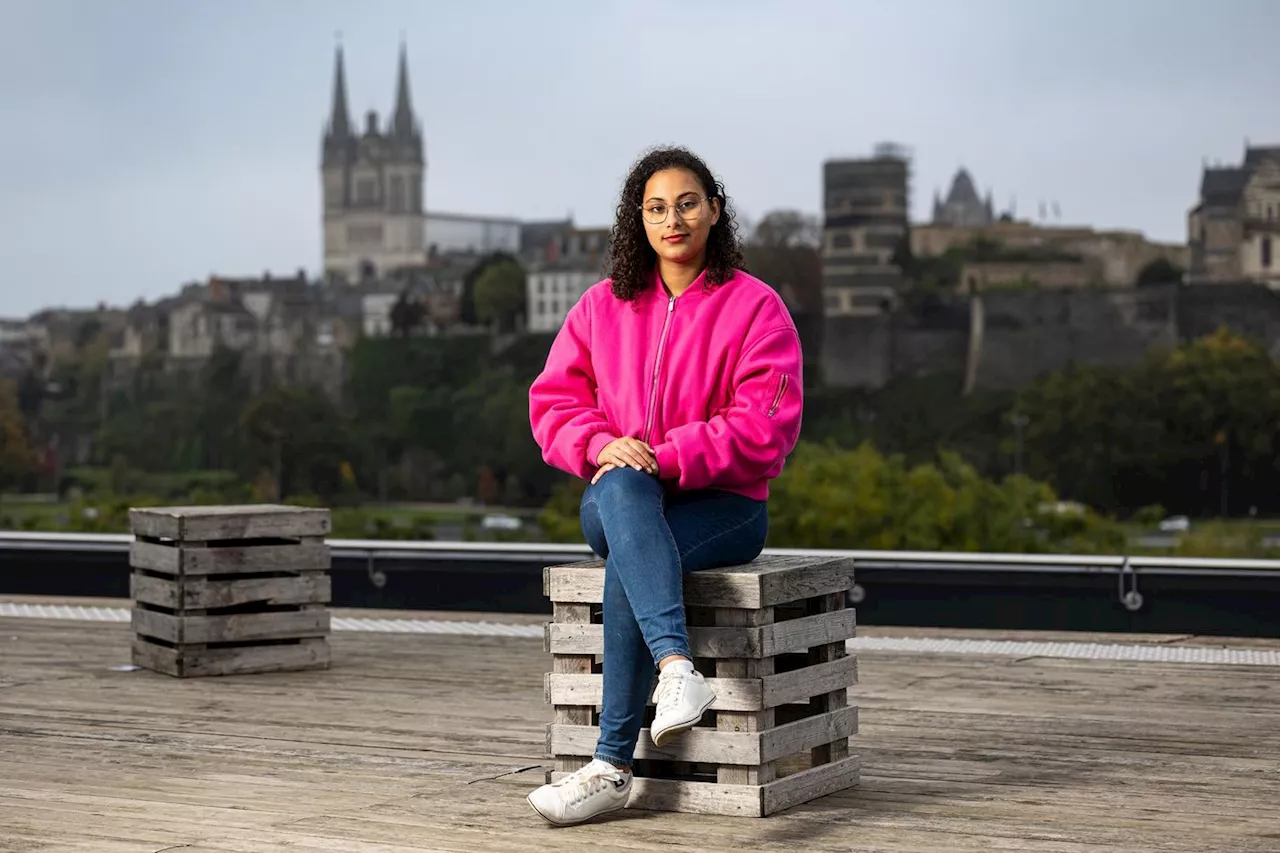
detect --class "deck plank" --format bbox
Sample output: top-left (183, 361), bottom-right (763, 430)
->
top-left (2, 610), bottom-right (1279, 851)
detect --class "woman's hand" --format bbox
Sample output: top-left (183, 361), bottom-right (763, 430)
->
top-left (592, 437), bottom-right (658, 484)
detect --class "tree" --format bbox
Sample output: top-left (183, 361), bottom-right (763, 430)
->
top-left (764, 441), bottom-right (1124, 554)
top-left (750, 210), bottom-right (820, 249)
top-left (462, 251), bottom-right (520, 326)
top-left (1135, 258), bottom-right (1184, 287)
top-left (1015, 329), bottom-right (1280, 516)
top-left (0, 380), bottom-right (38, 491)
top-left (389, 290), bottom-right (426, 337)
top-left (474, 259), bottom-right (528, 332)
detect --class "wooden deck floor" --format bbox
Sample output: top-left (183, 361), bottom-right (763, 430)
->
top-left (2, 604), bottom-right (1279, 852)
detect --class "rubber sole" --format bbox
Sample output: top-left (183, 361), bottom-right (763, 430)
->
top-left (650, 691), bottom-right (716, 747)
top-left (527, 792), bottom-right (629, 826)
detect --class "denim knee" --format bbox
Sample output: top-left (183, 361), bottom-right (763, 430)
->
top-left (590, 466), bottom-right (661, 508)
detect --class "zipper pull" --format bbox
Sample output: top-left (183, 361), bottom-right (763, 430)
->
top-left (668, 297), bottom-right (675, 312)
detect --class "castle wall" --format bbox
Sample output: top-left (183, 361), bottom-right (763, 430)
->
top-left (973, 287), bottom-right (1179, 388)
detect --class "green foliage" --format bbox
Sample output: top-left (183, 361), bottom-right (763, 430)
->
top-left (766, 441), bottom-right (1124, 553)
top-left (1017, 327), bottom-right (1280, 516)
top-left (538, 476), bottom-right (587, 543)
top-left (0, 380), bottom-right (38, 490)
top-left (1133, 504), bottom-right (1167, 528)
top-left (474, 259), bottom-right (528, 332)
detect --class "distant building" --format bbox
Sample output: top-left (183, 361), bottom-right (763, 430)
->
top-left (912, 221), bottom-right (1188, 290)
top-left (1188, 145), bottom-right (1280, 286)
top-left (524, 225), bottom-right (610, 332)
top-left (821, 143), bottom-right (911, 317)
top-left (321, 44), bottom-right (427, 284)
top-left (932, 168), bottom-right (994, 228)
top-left (426, 213), bottom-right (522, 257)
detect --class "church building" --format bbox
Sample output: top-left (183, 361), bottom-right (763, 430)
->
top-left (320, 44), bottom-right (426, 284)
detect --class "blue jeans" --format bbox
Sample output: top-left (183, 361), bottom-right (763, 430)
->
top-left (579, 467), bottom-right (769, 768)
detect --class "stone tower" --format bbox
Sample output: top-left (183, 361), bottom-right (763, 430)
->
top-left (321, 43), bottom-right (426, 284)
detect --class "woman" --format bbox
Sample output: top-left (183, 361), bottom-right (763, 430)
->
top-left (525, 146), bottom-right (804, 825)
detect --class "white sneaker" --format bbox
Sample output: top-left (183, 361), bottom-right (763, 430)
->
top-left (527, 759), bottom-right (632, 826)
top-left (650, 667), bottom-right (716, 747)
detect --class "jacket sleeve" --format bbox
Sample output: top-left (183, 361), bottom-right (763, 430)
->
top-left (528, 299), bottom-right (619, 479)
top-left (651, 325), bottom-right (803, 491)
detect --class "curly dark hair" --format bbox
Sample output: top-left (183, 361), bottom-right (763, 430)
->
top-left (605, 146), bottom-right (746, 301)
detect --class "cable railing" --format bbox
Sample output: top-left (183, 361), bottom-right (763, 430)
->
top-left (4, 529), bottom-right (1280, 576)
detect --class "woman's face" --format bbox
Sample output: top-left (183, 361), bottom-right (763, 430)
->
top-left (641, 167), bottom-right (721, 267)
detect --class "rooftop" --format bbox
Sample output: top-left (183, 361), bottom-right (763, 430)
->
top-left (3, 597), bottom-right (1278, 851)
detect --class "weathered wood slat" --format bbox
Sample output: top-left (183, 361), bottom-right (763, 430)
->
top-left (129, 540), bottom-right (331, 576)
top-left (545, 608), bottom-right (858, 659)
top-left (546, 671), bottom-right (764, 711)
top-left (544, 555), bottom-right (853, 609)
top-left (130, 572), bottom-right (331, 611)
top-left (131, 636), bottom-right (330, 678)
top-left (549, 754), bottom-right (862, 817)
top-left (549, 707), bottom-right (858, 765)
top-left (551, 724), bottom-right (762, 764)
top-left (761, 654), bottom-right (859, 707)
top-left (545, 658), bottom-right (857, 712)
top-left (550, 602), bottom-right (594, 775)
top-left (714, 606), bottom-right (776, 785)
top-left (131, 607), bottom-right (330, 645)
top-left (809, 592), bottom-right (851, 765)
top-left (759, 755), bottom-right (861, 815)
top-left (129, 504), bottom-right (331, 543)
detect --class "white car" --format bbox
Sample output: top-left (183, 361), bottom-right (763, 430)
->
top-left (1158, 515), bottom-right (1191, 533)
top-left (481, 514), bottom-right (522, 531)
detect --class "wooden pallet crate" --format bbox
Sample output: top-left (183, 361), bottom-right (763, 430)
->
top-left (128, 504), bottom-right (333, 678)
top-left (543, 555), bottom-right (859, 817)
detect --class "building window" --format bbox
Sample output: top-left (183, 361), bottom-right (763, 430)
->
top-left (830, 232), bottom-right (854, 250)
top-left (1264, 237), bottom-right (1273, 269)
top-left (537, 299), bottom-right (545, 315)
top-left (356, 178), bottom-right (377, 206)
top-left (537, 280), bottom-right (545, 295)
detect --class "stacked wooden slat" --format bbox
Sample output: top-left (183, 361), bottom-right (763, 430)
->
top-left (128, 504), bottom-right (332, 678)
top-left (542, 555), bottom-right (859, 817)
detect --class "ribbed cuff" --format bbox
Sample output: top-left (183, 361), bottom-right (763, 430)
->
top-left (653, 443), bottom-right (679, 480)
top-left (586, 431), bottom-right (619, 468)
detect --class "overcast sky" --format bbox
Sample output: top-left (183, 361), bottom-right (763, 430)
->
top-left (1, 0), bottom-right (1277, 316)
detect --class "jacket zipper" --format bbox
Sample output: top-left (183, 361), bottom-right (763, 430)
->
top-left (767, 373), bottom-right (789, 418)
top-left (642, 296), bottom-right (676, 444)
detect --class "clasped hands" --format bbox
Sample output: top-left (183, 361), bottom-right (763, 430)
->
top-left (592, 436), bottom-right (659, 485)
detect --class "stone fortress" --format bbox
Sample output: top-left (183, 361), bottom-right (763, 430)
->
top-left (819, 144), bottom-right (1280, 390)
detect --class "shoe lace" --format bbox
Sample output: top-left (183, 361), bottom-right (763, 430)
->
top-left (556, 763), bottom-right (622, 806)
top-left (654, 670), bottom-right (687, 715)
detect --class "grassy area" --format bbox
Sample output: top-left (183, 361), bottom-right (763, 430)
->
top-left (5, 493), bottom-right (1280, 558)
top-left (0, 496), bottom-right (544, 542)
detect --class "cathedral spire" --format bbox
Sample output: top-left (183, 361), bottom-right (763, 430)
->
top-left (391, 40), bottom-right (417, 141)
top-left (328, 42), bottom-right (351, 138)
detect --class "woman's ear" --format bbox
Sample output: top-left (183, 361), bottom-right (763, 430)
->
top-left (710, 197), bottom-right (722, 227)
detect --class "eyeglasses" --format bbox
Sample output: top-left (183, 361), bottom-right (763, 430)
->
top-left (639, 196), bottom-right (708, 225)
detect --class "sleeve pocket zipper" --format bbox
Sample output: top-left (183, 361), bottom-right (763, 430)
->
top-left (766, 373), bottom-right (789, 418)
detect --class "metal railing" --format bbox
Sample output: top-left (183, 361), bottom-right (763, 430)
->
top-left (6, 529), bottom-right (1280, 616)
top-left (6, 529), bottom-right (1280, 576)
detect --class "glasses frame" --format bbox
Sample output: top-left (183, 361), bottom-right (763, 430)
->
top-left (638, 195), bottom-right (712, 225)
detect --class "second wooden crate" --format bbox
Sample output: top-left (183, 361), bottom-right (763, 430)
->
top-left (128, 504), bottom-right (333, 677)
